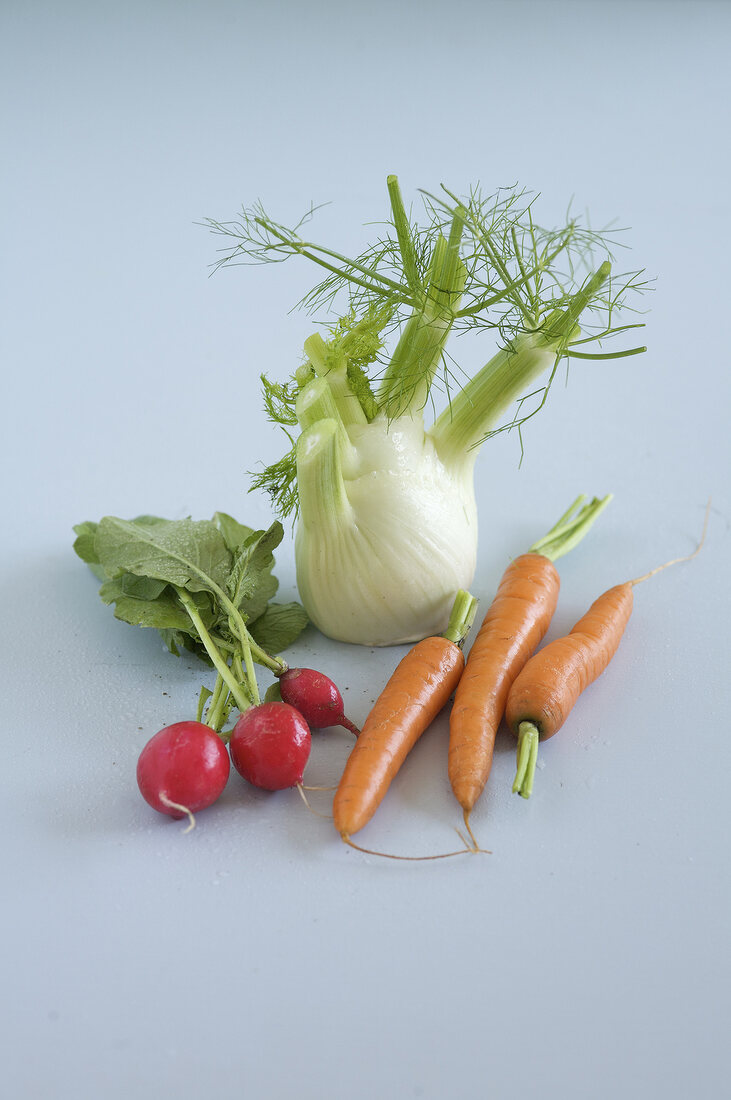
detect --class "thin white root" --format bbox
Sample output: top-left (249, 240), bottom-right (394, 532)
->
top-left (159, 794), bottom-right (196, 833)
top-left (630, 497), bottom-right (711, 586)
top-left (296, 783), bottom-right (334, 820)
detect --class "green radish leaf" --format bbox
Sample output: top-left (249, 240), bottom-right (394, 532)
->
top-left (213, 511), bottom-right (256, 552)
top-left (249, 601), bottom-right (308, 653)
top-left (72, 521), bottom-right (108, 581)
top-left (95, 516), bottom-right (232, 596)
top-left (243, 571), bottom-right (279, 620)
top-left (98, 580), bottom-right (216, 633)
top-left (159, 628), bottom-right (192, 658)
top-left (74, 511), bottom-right (307, 714)
top-left (119, 574), bottom-right (168, 600)
top-left (227, 521), bottom-right (284, 622)
top-left (158, 625), bottom-right (214, 665)
top-left (177, 631), bottom-right (214, 665)
top-left (197, 686), bottom-right (214, 723)
top-left (264, 680), bottom-right (283, 703)
top-left (108, 594), bottom-right (194, 632)
top-left (72, 521), bottom-right (100, 564)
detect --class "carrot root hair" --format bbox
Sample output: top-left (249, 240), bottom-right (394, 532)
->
top-left (340, 831), bottom-right (489, 861)
top-left (512, 721), bottom-right (540, 799)
top-left (461, 810), bottom-right (490, 854)
top-left (630, 497), bottom-right (710, 586)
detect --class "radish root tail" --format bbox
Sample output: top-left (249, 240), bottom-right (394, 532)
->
top-left (159, 794), bottom-right (196, 833)
top-left (296, 783), bottom-right (334, 820)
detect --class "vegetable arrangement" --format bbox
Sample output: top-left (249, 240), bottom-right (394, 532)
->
top-left (73, 499), bottom-right (706, 847)
top-left (204, 175), bottom-right (647, 646)
top-left (71, 174), bottom-right (706, 855)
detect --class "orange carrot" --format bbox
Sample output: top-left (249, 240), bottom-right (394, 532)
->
top-left (449, 495), bottom-right (610, 832)
top-left (508, 503), bottom-right (710, 798)
top-left (333, 590), bottom-right (478, 844)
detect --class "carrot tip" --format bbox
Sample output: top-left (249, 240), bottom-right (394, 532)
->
top-left (460, 812), bottom-right (489, 854)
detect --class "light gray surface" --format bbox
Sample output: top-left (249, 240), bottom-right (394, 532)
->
top-left (2, 2), bottom-right (729, 1098)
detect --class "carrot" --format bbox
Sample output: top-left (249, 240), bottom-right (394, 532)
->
top-left (508, 502), bottom-right (710, 798)
top-left (449, 494), bottom-right (611, 835)
top-left (333, 589), bottom-right (478, 848)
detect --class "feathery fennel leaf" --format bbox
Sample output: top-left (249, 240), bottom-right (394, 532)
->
top-left (206, 175), bottom-right (649, 520)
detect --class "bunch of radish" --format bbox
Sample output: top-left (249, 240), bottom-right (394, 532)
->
top-left (136, 666), bottom-right (359, 829)
top-left (71, 511), bottom-right (360, 829)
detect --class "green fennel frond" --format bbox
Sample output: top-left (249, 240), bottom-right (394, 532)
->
top-left (209, 175), bottom-right (650, 507)
top-left (249, 374), bottom-right (303, 518)
top-left (326, 305), bottom-right (393, 370)
top-left (249, 440), bottom-right (299, 520)
top-left (205, 181), bottom-right (647, 358)
top-left (260, 374), bottom-right (299, 427)
top-left (325, 306), bottom-right (393, 420)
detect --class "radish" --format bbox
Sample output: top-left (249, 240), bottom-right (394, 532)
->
top-left (278, 667), bottom-right (360, 735)
top-left (230, 702), bottom-right (311, 790)
top-left (136, 721), bottom-right (230, 828)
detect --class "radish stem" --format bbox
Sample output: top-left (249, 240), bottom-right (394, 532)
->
top-left (177, 589), bottom-right (252, 713)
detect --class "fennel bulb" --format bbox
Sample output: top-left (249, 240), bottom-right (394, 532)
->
top-left (205, 177), bottom-right (647, 645)
top-left (296, 414), bottom-right (477, 645)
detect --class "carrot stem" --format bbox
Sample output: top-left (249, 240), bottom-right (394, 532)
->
top-left (442, 589), bottom-right (479, 647)
top-left (513, 720), bottom-right (540, 799)
top-left (529, 494), bottom-right (612, 562)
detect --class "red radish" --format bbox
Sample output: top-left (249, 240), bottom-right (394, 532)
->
top-left (136, 721), bottom-right (230, 825)
top-left (230, 702), bottom-right (311, 790)
top-left (278, 667), bottom-right (360, 735)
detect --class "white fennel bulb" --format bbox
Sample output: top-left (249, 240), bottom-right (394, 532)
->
top-left (295, 414), bottom-right (477, 645)
top-left (206, 176), bottom-right (647, 645)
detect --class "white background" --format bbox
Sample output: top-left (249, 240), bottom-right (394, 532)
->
top-left (2, 2), bottom-right (729, 1097)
